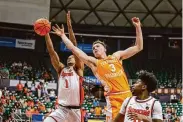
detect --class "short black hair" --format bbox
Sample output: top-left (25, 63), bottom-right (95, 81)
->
top-left (136, 70), bottom-right (158, 93)
top-left (93, 40), bottom-right (107, 49)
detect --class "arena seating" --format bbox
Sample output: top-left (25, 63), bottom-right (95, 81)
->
top-left (0, 60), bottom-right (182, 121)
top-left (0, 61), bottom-right (54, 82)
top-left (124, 60), bottom-right (182, 88)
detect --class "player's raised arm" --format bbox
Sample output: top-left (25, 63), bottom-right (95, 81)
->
top-left (113, 17), bottom-right (143, 60)
top-left (45, 34), bottom-right (64, 74)
top-left (67, 11), bottom-right (84, 75)
top-left (52, 24), bottom-right (96, 70)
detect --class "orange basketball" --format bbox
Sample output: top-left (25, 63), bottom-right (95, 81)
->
top-left (34, 18), bottom-right (51, 36)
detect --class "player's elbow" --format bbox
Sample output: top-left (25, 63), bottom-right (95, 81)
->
top-left (137, 44), bottom-right (143, 51)
top-left (134, 46), bottom-right (143, 53)
top-left (139, 46), bottom-right (143, 51)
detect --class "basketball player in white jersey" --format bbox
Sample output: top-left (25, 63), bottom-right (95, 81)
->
top-left (114, 70), bottom-right (163, 122)
top-left (44, 12), bottom-right (84, 122)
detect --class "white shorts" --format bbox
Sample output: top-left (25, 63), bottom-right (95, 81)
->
top-left (47, 106), bottom-right (81, 122)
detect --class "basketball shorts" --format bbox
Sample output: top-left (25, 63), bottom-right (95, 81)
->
top-left (105, 91), bottom-right (132, 122)
top-left (45, 106), bottom-right (81, 122)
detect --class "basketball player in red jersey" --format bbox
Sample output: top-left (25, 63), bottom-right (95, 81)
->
top-left (44, 12), bottom-right (84, 122)
top-left (52, 12), bottom-right (143, 122)
top-left (114, 70), bottom-right (163, 122)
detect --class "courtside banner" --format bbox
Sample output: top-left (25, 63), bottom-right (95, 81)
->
top-left (0, 37), bottom-right (16, 47)
top-left (84, 76), bottom-right (101, 85)
top-left (60, 42), bottom-right (93, 53)
top-left (16, 39), bottom-right (35, 49)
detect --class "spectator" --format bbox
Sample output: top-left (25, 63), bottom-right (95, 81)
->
top-left (25, 107), bottom-right (32, 118)
top-left (49, 89), bottom-right (56, 101)
top-left (170, 93), bottom-right (178, 103)
top-left (0, 66), bottom-right (9, 79)
top-left (23, 87), bottom-right (28, 96)
top-left (16, 80), bottom-right (23, 96)
top-left (0, 102), bottom-right (4, 116)
top-left (45, 96), bottom-right (51, 103)
top-left (89, 107), bottom-right (95, 114)
top-left (23, 101), bottom-right (28, 108)
top-left (3, 87), bottom-right (9, 96)
top-left (43, 71), bottom-right (50, 81)
top-left (23, 61), bottom-right (27, 69)
top-left (10, 94), bottom-right (16, 101)
top-left (27, 99), bottom-right (34, 108)
top-left (164, 112), bottom-right (172, 120)
top-left (24, 81), bottom-right (28, 88)
top-left (43, 82), bottom-right (48, 96)
top-left (38, 102), bottom-right (46, 112)
top-left (17, 61), bottom-right (22, 68)
top-left (93, 98), bottom-right (99, 107)
top-left (31, 81), bottom-right (36, 95)
top-left (37, 82), bottom-right (43, 98)
top-left (94, 105), bottom-right (102, 117)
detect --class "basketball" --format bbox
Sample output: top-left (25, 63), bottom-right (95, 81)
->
top-left (34, 18), bottom-right (51, 36)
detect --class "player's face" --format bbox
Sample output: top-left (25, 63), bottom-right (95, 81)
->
top-left (67, 55), bottom-right (75, 66)
top-left (131, 79), bottom-right (145, 95)
top-left (92, 43), bottom-right (106, 58)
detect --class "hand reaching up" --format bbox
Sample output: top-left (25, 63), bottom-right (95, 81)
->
top-left (132, 17), bottom-right (141, 27)
top-left (52, 24), bottom-right (65, 37)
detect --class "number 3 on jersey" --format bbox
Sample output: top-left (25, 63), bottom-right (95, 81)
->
top-left (109, 64), bottom-right (116, 72)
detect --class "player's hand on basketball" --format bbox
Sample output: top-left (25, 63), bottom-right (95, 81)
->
top-left (67, 11), bottom-right (72, 28)
top-left (52, 24), bottom-right (65, 36)
top-left (132, 17), bottom-right (141, 27)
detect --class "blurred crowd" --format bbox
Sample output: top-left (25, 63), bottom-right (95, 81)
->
top-left (0, 84), bottom-right (57, 122)
top-left (0, 61), bottom-right (182, 122)
top-left (163, 105), bottom-right (182, 122)
top-left (0, 85), bottom-right (105, 122)
top-left (0, 61), bottom-right (55, 82)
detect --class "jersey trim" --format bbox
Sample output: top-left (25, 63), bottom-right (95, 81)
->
top-left (151, 99), bottom-right (158, 117)
top-left (135, 96), bottom-right (153, 103)
top-left (48, 116), bottom-right (58, 122)
top-left (124, 97), bottom-right (133, 114)
top-left (79, 76), bottom-right (84, 105)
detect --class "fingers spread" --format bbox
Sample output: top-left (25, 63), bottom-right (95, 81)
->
top-left (52, 26), bottom-right (57, 31)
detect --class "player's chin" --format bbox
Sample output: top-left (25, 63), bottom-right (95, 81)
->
top-left (131, 90), bottom-right (136, 96)
top-left (94, 54), bottom-right (101, 58)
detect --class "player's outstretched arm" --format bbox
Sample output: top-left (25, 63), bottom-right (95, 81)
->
top-left (45, 34), bottom-right (64, 74)
top-left (113, 17), bottom-right (143, 60)
top-left (67, 11), bottom-right (84, 76)
top-left (52, 24), bottom-right (96, 70)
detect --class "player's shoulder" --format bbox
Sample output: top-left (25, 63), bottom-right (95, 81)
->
top-left (124, 96), bottom-right (135, 102)
top-left (151, 97), bottom-right (162, 107)
top-left (151, 96), bottom-right (160, 103)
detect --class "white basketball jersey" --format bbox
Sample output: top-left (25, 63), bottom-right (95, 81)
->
top-left (122, 96), bottom-right (162, 122)
top-left (58, 67), bottom-right (80, 106)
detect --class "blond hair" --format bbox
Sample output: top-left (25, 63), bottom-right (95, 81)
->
top-left (93, 40), bottom-right (106, 48)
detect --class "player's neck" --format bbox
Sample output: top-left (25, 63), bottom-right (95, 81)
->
top-left (137, 92), bottom-right (149, 100)
top-left (99, 53), bottom-right (107, 59)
